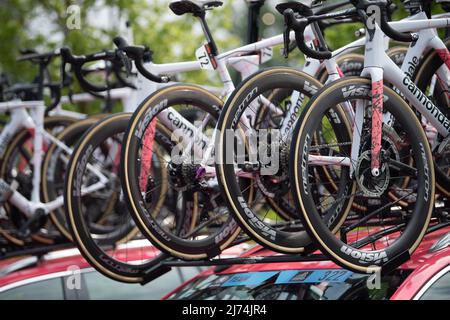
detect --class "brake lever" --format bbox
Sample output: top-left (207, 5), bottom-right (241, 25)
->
top-left (142, 46), bottom-right (154, 63)
top-left (116, 49), bottom-right (133, 77)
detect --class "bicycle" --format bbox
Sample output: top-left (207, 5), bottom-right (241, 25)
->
top-left (288, 0), bottom-right (449, 273)
top-left (64, 0), bottom-right (367, 283)
top-left (213, 0), bottom-right (446, 255)
top-left (0, 46), bottom-right (150, 245)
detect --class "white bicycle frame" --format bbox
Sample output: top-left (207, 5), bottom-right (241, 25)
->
top-left (150, 28), bottom-right (369, 171)
top-left (149, 28), bottom-right (377, 175)
top-left (0, 100), bottom-right (104, 217)
top-left (0, 30), bottom-right (283, 218)
top-left (152, 12), bottom-right (448, 171)
top-left (9, 11), bottom-right (445, 219)
top-left (0, 5), bottom-right (368, 227)
top-left (306, 13), bottom-right (450, 173)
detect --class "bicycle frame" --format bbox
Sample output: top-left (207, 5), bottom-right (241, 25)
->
top-left (0, 33), bottom-right (282, 220)
top-left (306, 14), bottom-right (450, 174)
top-left (1, 25), bottom-right (287, 223)
top-left (150, 29), bottom-right (368, 171)
top-left (358, 15), bottom-right (450, 173)
top-left (152, 16), bottom-right (434, 170)
top-left (0, 100), bottom-right (108, 217)
top-left (50, 42), bottom-right (272, 120)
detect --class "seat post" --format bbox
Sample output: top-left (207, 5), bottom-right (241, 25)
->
top-left (246, 0), bottom-right (265, 45)
top-left (197, 13), bottom-right (219, 56)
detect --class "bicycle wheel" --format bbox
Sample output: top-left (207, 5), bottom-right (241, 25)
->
top-left (256, 56), bottom-right (364, 220)
top-left (252, 87), bottom-right (299, 221)
top-left (65, 113), bottom-right (168, 283)
top-left (290, 77), bottom-right (435, 273)
top-left (42, 117), bottom-right (101, 241)
top-left (387, 46), bottom-right (407, 67)
top-left (0, 116), bottom-right (77, 245)
top-left (217, 67), bottom-right (326, 253)
top-left (121, 84), bottom-right (241, 259)
top-left (414, 38), bottom-right (450, 197)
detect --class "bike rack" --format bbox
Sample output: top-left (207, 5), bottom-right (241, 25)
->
top-left (0, 237), bottom-right (72, 260)
top-left (140, 219), bottom-right (450, 285)
top-left (1, 213), bottom-right (449, 286)
top-left (141, 251), bottom-right (330, 285)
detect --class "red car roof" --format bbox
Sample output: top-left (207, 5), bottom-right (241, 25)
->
top-left (1, 227), bottom-right (448, 300)
top-left (196, 226), bottom-right (450, 276)
top-left (0, 240), bottom-right (249, 288)
top-left (163, 226), bottom-right (450, 299)
top-left (0, 241), bottom-right (160, 287)
top-left (390, 248), bottom-right (450, 300)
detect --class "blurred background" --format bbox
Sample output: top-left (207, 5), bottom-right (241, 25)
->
top-left (0, 0), bottom-right (443, 113)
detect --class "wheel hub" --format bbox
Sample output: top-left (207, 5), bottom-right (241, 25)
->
top-left (355, 150), bottom-right (390, 197)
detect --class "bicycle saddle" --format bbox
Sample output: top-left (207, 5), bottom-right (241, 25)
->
top-left (169, 0), bottom-right (223, 17)
top-left (275, 1), bottom-right (314, 15)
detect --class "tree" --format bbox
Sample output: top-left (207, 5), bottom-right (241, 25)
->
top-left (0, 0), bottom-right (444, 96)
top-left (0, 0), bottom-right (240, 87)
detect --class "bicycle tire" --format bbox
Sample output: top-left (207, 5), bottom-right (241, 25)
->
top-left (290, 77), bottom-right (435, 273)
top-left (217, 67), bottom-right (326, 253)
top-left (0, 116), bottom-right (77, 245)
top-left (121, 84), bottom-right (241, 259)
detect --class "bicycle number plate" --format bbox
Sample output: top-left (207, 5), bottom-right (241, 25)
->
top-left (196, 44), bottom-right (217, 70)
top-left (260, 46), bottom-right (273, 64)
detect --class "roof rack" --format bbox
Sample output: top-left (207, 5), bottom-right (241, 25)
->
top-left (140, 251), bottom-right (330, 285)
top-left (139, 217), bottom-right (450, 285)
top-left (1, 200), bottom-right (448, 285)
top-left (0, 237), bottom-right (72, 261)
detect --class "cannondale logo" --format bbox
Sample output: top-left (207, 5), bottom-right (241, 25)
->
top-left (403, 77), bottom-right (450, 134)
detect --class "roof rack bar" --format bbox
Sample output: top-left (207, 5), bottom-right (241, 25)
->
top-left (140, 253), bottom-right (329, 284)
top-left (0, 241), bottom-right (72, 260)
top-left (426, 221), bottom-right (450, 233)
top-left (159, 253), bottom-right (329, 268)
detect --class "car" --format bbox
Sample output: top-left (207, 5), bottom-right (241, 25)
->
top-left (164, 225), bottom-right (450, 300)
top-left (0, 240), bottom-right (250, 300)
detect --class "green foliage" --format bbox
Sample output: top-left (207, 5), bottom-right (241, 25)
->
top-left (0, 0), bottom-right (241, 86)
top-left (0, 0), bottom-right (447, 114)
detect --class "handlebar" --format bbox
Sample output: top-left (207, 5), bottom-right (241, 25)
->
top-left (283, 8), bottom-right (341, 60)
top-left (377, 6), bottom-right (418, 42)
top-left (61, 37), bottom-right (170, 94)
top-left (60, 47), bottom-right (119, 93)
top-left (313, 0), bottom-right (352, 15)
top-left (113, 36), bottom-right (170, 83)
top-left (17, 49), bottom-right (60, 63)
top-left (44, 82), bottom-right (62, 115)
top-left (282, 0), bottom-right (417, 61)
